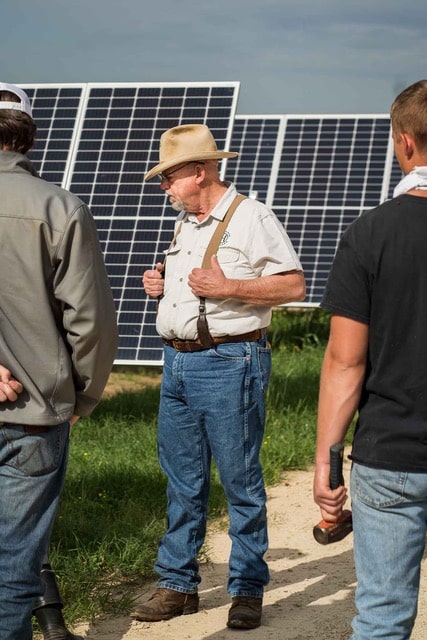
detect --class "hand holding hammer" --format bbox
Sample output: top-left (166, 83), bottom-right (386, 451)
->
top-left (313, 443), bottom-right (353, 545)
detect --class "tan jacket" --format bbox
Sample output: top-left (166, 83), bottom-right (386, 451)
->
top-left (0, 151), bottom-right (118, 425)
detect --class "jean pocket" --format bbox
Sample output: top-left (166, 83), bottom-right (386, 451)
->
top-left (3, 423), bottom-right (68, 477)
top-left (212, 341), bottom-right (249, 360)
top-left (352, 463), bottom-right (407, 509)
top-left (256, 344), bottom-right (272, 393)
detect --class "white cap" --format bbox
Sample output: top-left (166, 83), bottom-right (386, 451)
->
top-left (0, 83), bottom-right (32, 117)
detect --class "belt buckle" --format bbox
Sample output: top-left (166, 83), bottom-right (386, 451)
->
top-left (174, 340), bottom-right (190, 352)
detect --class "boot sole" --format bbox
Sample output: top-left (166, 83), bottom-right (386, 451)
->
top-left (131, 605), bottom-right (199, 622)
top-left (227, 618), bottom-right (261, 629)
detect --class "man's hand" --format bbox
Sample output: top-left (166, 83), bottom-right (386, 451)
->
top-left (188, 255), bottom-right (228, 298)
top-left (142, 262), bottom-right (164, 298)
top-left (0, 365), bottom-right (23, 402)
top-left (313, 461), bottom-right (348, 523)
top-left (189, 256), bottom-right (305, 306)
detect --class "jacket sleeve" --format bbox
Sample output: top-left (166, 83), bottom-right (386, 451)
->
top-left (53, 204), bottom-right (119, 416)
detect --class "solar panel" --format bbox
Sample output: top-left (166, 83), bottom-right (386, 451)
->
top-left (23, 84), bottom-right (86, 186)
top-left (17, 84), bottom-right (404, 363)
top-left (229, 115), bottom-right (397, 306)
top-left (226, 116), bottom-right (283, 203)
top-left (20, 82), bottom-right (240, 365)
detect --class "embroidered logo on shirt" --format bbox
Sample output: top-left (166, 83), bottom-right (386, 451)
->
top-left (220, 231), bottom-right (230, 246)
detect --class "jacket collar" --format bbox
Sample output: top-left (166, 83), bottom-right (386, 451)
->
top-left (0, 150), bottom-right (39, 177)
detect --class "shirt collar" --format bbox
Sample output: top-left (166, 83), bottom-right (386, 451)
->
top-left (187, 182), bottom-right (237, 224)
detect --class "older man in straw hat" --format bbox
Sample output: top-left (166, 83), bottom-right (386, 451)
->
top-left (132, 124), bottom-right (305, 630)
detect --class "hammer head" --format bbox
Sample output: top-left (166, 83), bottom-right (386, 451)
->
top-left (313, 509), bottom-right (353, 545)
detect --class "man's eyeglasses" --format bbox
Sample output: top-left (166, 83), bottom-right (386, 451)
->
top-left (157, 161), bottom-right (205, 183)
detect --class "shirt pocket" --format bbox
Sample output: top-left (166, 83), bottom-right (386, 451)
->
top-left (217, 248), bottom-right (240, 264)
top-left (165, 234), bottom-right (182, 258)
top-left (217, 246), bottom-right (254, 279)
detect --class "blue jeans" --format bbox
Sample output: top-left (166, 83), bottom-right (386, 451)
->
top-left (0, 422), bottom-right (69, 640)
top-left (155, 339), bottom-right (271, 597)
top-left (350, 462), bottom-right (427, 639)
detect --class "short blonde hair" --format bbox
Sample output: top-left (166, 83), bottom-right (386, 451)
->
top-left (390, 80), bottom-right (427, 151)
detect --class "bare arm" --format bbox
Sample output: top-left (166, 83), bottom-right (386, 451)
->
top-left (313, 314), bottom-right (369, 521)
top-left (188, 255), bottom-right (305, 306)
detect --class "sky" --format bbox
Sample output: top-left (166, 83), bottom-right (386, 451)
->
top-left (2, 0), bottom-right (427, 116)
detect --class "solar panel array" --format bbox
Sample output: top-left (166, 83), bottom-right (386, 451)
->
top-left (22, 82), bottom-right (239, 364)
top-left (227, 115), bottom-right (401, 306)
top-left (17, 83), bottom-right (403, 364)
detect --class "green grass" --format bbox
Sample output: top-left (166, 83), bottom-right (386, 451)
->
top-left (262, 344), bottom-right (325, 482)
top-left (47, 309), bottom-right (331, 627)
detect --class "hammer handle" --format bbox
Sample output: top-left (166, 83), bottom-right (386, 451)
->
top-left (329, 443), bottom-right (344, 489)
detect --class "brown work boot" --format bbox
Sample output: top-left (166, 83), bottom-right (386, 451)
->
top-left (227, 596), bottom-right (263, 629)
top-left (130, 587), bottom-right (199, 622)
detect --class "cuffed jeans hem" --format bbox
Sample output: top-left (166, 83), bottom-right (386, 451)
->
top-left (230, 591), bottom-right (264, 598)
top-left (157, 581), bottom-right (198, 595)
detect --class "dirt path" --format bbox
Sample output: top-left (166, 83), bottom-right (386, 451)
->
top-left (71, 452), bottom-right (427, 639)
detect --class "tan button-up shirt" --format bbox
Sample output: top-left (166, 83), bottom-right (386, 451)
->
top-left (157, 183), bottom-right (302, 340)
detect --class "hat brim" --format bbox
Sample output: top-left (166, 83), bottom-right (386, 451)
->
top-left (144, 150), bottom-right (238, 182)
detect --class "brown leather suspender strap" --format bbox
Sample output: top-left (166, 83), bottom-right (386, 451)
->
top-left (201, 194), bottom-right (247, 269)
top-left (164, 221), bottom-right (183, 263)
top-left (156, 221), bottom-right (182, 310)
top-left (197, 194), bottom-right (247, 347)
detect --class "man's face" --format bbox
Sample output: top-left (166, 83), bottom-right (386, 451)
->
top-left (157, 161), bottom-right (202, 211)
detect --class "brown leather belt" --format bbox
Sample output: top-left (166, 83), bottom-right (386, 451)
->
top-left (0, 424), bottom-right (49, 431)
top-left (24, 425), bottom-right (51, 434)
top-left (163, 328), bottom-right (266, 352)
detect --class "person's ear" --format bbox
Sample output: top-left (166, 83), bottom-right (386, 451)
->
top-left (400, 132), bottom-right (415, 160)
top-left (194, 162), bottom-right (206, 183)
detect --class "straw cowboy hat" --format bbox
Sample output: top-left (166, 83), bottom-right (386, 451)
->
top-left (144, 124), bottom-right (238, 181)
